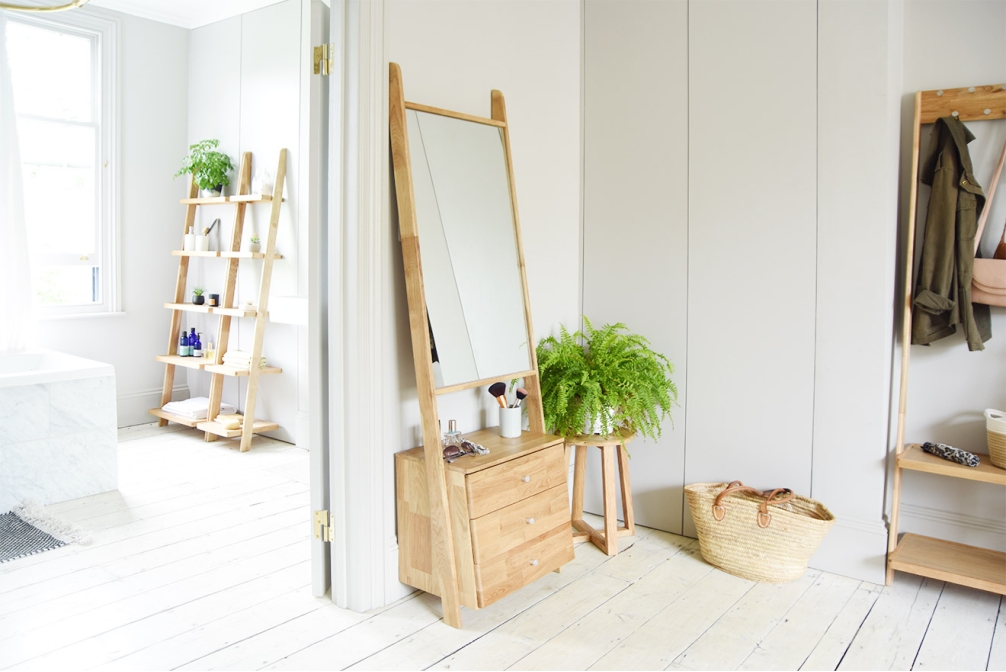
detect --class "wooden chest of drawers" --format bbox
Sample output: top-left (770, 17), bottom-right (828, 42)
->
top-left (396, 429), bottom-right (574, 609)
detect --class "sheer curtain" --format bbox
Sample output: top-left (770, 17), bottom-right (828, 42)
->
top-left (0, 13), bottom-right (35, 352)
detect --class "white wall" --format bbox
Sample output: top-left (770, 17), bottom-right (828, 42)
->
top-left (37, 10), bottom-right (190, 427)
top-left (582, 0), bottom-right (903, 583)
top-left (894, 0), bottom-right (1006, 552)
top-left (384, 0), bottom-right (581, 600)
top-left (186, 0), bottom-right (308, 445)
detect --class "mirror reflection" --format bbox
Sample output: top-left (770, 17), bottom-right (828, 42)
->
top-left (405, 109), bottom-right (531, 388)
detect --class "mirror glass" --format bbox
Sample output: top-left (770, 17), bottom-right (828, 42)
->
top-left (405, 109), bottom-right (531, 388)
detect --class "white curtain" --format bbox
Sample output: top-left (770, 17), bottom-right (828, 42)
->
top-left (0, 13), bottom-right (35, 352)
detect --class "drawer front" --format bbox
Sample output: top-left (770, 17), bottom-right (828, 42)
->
top-left (466, 444), bottom-right (566, 518)
top-left (474, 524), bottom-right (574, 608)
top-left (470, 485), bottom-right (571, 564)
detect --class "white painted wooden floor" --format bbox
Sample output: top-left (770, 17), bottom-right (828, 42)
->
top-left (1, 424), bottom-right (1003, 671)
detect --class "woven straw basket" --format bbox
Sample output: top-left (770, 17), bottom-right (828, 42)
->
top-left (685, 481), bottom-right (835, 583)
top-left (987, 409), bottom-right (1006, 470)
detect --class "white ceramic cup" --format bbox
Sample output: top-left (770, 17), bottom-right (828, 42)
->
top-left (195, 235), bottom-right (209, 251)
top-left (183, 233), bottom-right (195, 251)
top-left (499, 407), bottom-right (522, 439)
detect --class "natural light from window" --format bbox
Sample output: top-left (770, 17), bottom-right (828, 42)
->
top-left (5, 16), bottom-right (112, 312)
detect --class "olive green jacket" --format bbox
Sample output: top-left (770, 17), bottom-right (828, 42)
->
top-left (912, 116), bottom-right (992, 352)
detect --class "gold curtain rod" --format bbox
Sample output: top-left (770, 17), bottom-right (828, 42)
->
top-left (0, 0), bottom-right (89, 12)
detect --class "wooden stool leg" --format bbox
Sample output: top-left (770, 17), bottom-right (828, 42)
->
top-left (617, 444), bottom-right (635, 535)
top-left (572, 445), bottom-right (587, 521)
top-left (601, 445), bottom-right (618, 555)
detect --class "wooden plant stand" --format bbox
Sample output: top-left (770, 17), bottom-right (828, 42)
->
top-left (149, 149), bottom-right (288, 452)
top-left (567, 431), bottom-right (636, 556)
top-left (888, 83), bottom-right (1006, 595)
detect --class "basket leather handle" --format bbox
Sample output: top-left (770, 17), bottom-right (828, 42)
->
top-left (711, 481), bottom-right (794, 528)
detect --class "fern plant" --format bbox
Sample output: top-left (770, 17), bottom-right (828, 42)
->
top-left (537, 317), bottom-right (678, 441)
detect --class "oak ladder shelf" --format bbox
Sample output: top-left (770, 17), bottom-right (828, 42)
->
top-left (888, 83), bottom-right (1006, 596)
top-left (148, 149), bottom-right (288, 452)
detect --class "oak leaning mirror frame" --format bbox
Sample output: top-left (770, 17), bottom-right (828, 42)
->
top-left (389, 63), bottom-right (573, 628)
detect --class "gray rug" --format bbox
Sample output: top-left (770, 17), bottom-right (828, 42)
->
top-left (0, 511), bottom-right (66, 563)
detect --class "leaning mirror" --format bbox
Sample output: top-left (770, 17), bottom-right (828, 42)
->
top-left (400, 107), bottom-right (531, 388)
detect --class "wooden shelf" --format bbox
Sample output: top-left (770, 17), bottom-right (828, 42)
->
top-left (889, 533), bottom-right (1006, 595)
top-left (179, 194), bottom-right (285, 205)
top-left (899, 444), bottom-right (1006, 485)
top-left (147, 407), bottom-right (201, 428)
top-left (197, 418), bottom-right (279, 438)
top-left (155, 354), bottom-right (209, 370)
top-left (204, 364), bottom-right (282, 377)
top-left (164, 302), bottom-right (259, 317)
top-left (172, 250), bottom-right (283, 259)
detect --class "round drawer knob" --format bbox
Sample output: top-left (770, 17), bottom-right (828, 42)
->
top-left (530, 559), bottom-right (539, 566)
top-left (526, 517), bottom-right (535, 525)
top-left (522, 476), bottom-right (531, 483)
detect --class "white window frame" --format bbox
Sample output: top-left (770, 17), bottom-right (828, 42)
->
top-left (5, 9), bottom-right (119, 318)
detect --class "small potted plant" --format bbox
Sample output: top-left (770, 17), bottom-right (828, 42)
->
top-left (536, 317), bottom-right (678, 440)
top-left (175, 139), bottom-right (234, 197)
top-left (249, 235), bottom-right (261, 253)
top-left (192, 288), bottom-right (205, 305)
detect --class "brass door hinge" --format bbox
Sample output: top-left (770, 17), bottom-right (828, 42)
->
top-left (313, 44), bottom-right (333, 76)
top-left (313, 510), bottom-right (333, 541)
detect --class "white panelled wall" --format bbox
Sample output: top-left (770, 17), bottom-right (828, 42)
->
top-left (580, 0), bottom-right (1002, 586)
top-left (185, 0), bottom-right (310, 446)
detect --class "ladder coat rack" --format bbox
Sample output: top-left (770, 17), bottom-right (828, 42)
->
top-left (149, 149), bottom-right (288, 452)
top-left (888, 84), bottom-right (1006, 595)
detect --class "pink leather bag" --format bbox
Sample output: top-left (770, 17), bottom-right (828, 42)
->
top-left (973, 139), bottom-right (1006, 307)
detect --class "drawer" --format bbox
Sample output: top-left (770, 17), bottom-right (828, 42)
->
top-left (466, 444), bottom-right (566, 518)
top-left (474, 524), bottom-right (574, 608)
top-left (470, 485), bottom-right (571, 564)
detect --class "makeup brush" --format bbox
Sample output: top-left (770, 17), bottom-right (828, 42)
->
top-left (203, 218), bottom-right (221, 236)
top-left (514, 387), bottom-right (528, 408)
top-left (488, 382), bottom-right (507, 409)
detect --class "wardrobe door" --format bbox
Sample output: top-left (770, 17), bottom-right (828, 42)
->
top-left (582, 0), bottom-right (689, 533)
top-left (684, 0), bottom-right (817, 534)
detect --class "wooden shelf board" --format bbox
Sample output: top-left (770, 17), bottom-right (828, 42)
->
top-left (155, 354), bottom-right (209, 370)
top-left (180, 196), bottom-right (229, 205)
top-left (164, 302), bottom-right (258, 317)
top-left (180, 195), bottom-right (286, 205)
top-left (147, 407), bottom-right (201, 428)
top-left (899, 444), bottom-right (1006, 485)
top-left (890, 533), bottom-right (1006, 595)
top-left (397, 429), bottom-right (564, 475)
top-left (197, 418), bottom-right (280, 438)
top-left (172, 250), bottom-right (283, 259)
top-left (203, 364), bottom-right (282, 377)
top-left (164, 302), bottom-right (212, 314)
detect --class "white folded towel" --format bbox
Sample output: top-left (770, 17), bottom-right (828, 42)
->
top-left (162, 396), bottom-right (236, 420)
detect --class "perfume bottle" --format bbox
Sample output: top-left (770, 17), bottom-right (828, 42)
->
top-left (443, 419), bottom-right (462, 448)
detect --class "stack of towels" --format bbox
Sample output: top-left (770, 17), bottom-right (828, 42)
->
top-left (222, 350), bottom-right (268, 371)
top-left (162, 396), bottom-right (236, 421)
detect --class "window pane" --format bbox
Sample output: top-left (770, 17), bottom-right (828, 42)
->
top-left (5, 20), bottom-right (94, 122)
top-left (33, 266), bottom-right (99, 306)
top-left (19, 119), bottom-right (97, 255)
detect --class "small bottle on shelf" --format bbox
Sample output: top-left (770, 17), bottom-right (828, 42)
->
top-left (188, 328), bottom-right (197, 356)
top-left (180, 330), bottom-right (190, 357)
top-left (204, 340), bottom-right (214, 361)
top-left (192, 332), bottom-right (203, 358)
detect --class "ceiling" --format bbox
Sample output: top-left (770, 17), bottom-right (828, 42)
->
top-left (87, 0), bottom-right (287, 29)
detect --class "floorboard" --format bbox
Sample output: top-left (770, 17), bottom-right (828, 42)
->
top-left (0, 424), bottom-right (1001, 671)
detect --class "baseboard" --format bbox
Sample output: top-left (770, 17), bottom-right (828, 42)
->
top-left (898, 502), bottom-right (1005, 552)
top-left (809, 515), bottom-right (889, 585)
top-left (117, 385), bottom-right (189, 428)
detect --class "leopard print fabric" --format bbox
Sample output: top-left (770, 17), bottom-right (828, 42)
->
top-left (921, 441), bottom-right (980, 468)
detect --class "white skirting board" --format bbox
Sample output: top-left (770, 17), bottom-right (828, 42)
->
top-left (809, 516), bottom-right (889, 585)
top-left (116, 385), bottom-right (189, 428)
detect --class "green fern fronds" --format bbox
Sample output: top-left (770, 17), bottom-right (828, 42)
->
top-left (536, 317), bottom-right (678, 441)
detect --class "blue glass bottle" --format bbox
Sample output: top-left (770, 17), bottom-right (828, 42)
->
top-left (180, 330), bottom-right (189, 357)
top-left (188, 328), bottom-right (197, 357)
top-left (193, 332), bottom-right (203, 358)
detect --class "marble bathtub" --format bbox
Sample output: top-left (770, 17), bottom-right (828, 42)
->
top-left (0, 351), bottom-right (118, 513)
